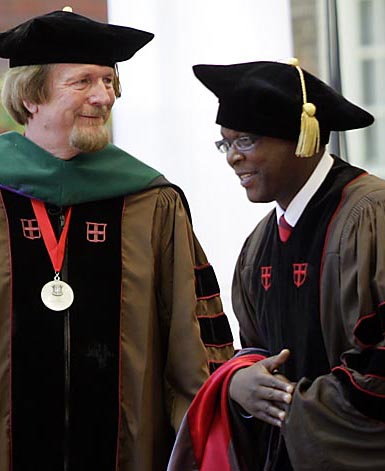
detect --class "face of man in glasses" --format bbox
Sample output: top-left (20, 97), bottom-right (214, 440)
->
top-left (220, 127), bottom-right (319, 209)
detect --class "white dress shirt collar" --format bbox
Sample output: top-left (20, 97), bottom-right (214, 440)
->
top-left (276, 151), bottom-right (334, 226)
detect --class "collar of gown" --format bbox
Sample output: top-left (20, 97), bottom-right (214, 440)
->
top-left (0, 132), bottom-right (163, 206)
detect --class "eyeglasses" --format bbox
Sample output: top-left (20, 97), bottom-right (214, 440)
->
top-left (215, 134), bottom-right (260, 153)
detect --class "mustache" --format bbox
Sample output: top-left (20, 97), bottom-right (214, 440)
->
top-left (78, 106), bottom-right (109, 118)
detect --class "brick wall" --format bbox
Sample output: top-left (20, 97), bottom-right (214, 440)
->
top-left (0, 1), bottom-right (107, 29)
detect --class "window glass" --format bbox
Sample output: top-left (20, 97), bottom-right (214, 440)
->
top-left (361, 59), bottom-right (375, 105)
top-left (359, 0), bottom-right (373, 45)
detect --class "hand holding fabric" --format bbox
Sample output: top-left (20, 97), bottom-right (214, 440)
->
top-left (229, 349), bottom-right (294, 427)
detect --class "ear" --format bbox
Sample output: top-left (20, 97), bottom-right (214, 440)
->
top-left (23, 100), bottom-right (38, 115)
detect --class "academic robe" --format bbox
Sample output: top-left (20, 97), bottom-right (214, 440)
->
top-left (232, 157), bottom-right (385, 470)
top-left (0, 132), bottom-right (234, 471)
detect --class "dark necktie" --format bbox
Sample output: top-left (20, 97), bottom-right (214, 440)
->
top-left (278, 215), bottom-right (293, 243)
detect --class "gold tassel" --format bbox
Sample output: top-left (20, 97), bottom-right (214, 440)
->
top-left (296, 102), bottom-right (320, 157)
top-left (288, 58), bottom-right (320, 158)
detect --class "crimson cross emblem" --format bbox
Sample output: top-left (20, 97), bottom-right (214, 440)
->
top-left (20, 218), bottom-right (41, 239)
top-left (260, 266), bottom-right (272, 291)
top-left (293, 263), bottom-right (308, 288)
top-left (86, 222), bottom-right (107, 243)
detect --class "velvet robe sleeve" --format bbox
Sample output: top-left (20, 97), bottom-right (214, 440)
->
top-left (152, 187), bottom-right (233, 430)
top-left (232, 214), bottom-right (272, 349)
top-left (282, 175), bottom-right (385, 470)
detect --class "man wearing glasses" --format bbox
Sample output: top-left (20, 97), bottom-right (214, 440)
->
top-left (169, 60), bottom-right (385, 470)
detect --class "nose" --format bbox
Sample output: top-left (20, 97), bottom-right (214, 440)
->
top-left (88, 81), bottom-right (114, 107)
top-left (226, 147), bottom-right (245, 167)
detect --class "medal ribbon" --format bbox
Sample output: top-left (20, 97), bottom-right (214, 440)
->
top-left (31, 199), bottom-right (72, 274)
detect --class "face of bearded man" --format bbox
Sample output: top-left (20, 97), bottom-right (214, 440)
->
top-left (26, 63), bottom-right (116, 158)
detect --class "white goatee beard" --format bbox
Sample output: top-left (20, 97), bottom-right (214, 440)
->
top-left (70, 123), bottom-right (110, 153)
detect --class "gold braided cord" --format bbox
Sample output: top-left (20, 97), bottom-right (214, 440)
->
top-left (295, 65), bottom-right (307, 104)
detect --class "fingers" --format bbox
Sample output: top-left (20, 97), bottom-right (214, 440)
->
top-left (258, 383), bottom-right (292, 407)
top-left (267, 373), bottom-right (294, 394)
top-left (254, 401), bottom-right (287, 427)
top-left (269, 372), bottom-right (295, 394)
top-left (249, 387), bottom-right (292, 427)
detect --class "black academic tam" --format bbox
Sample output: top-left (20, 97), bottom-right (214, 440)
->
top-left (0, 10), bottom-right (154, 68)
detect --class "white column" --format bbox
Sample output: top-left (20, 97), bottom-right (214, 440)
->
top-left (107, 0), bottom-right (293, 347)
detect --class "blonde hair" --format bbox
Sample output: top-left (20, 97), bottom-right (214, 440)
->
top-left (1, 64), bottom-right (122, 125)
top-left (1, 65), bottom-right (53, 124)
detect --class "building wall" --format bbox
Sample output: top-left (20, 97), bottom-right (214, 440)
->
top-left (290, 0), bottom-right (320, 74)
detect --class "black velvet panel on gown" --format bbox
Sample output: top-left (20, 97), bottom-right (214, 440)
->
top-left (2, 190), bottom-right (123, 471)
